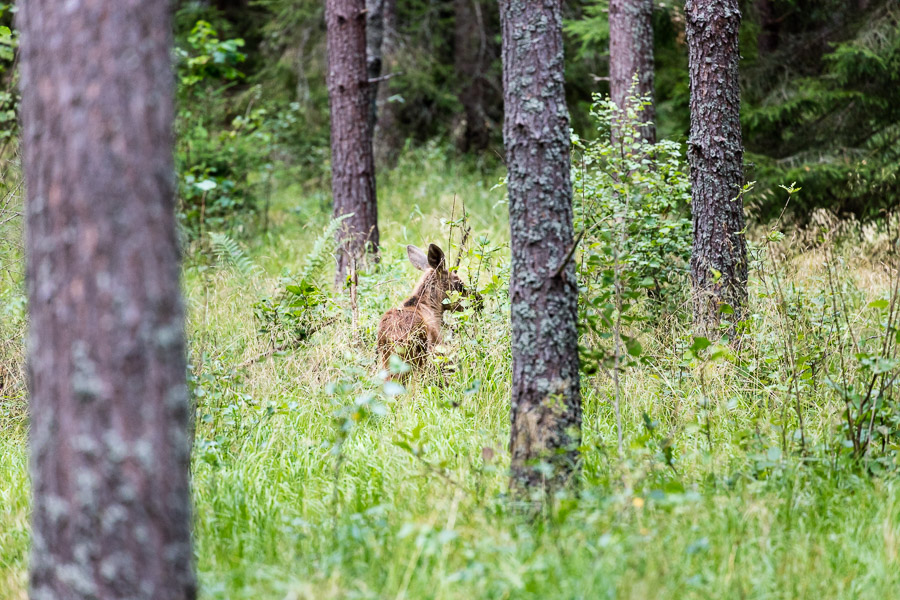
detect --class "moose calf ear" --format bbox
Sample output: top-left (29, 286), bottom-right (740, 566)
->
top-left (427, 244), bottom-right (446, 269)
top-left (407, 245), bottom-right (429, 271)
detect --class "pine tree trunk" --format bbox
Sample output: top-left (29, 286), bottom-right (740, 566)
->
top-left (17, 2), bottom-right (196, 598)
top-left (327, 0), bottom-right (380, 284)
top-left (609, 0), bottom-right (656, 143)
top-left (685, 0), bottom-right (748, 339)
top-left (501, 0), bottom-right (582, 502)
top-left (454, 0), bottom-right (491, 153)
top-left (373, 0), bottom-right (401, 168)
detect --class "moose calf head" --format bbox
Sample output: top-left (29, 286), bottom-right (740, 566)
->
top-left (376, 243), bottom-right (478, 375)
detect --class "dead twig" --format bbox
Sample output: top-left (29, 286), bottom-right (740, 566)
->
top-left (350, 256), bottom-right (360, 346)
top-left (551, 229), bottom-right (585, 279)
top-left (368, 71), bottom-right (403, 84)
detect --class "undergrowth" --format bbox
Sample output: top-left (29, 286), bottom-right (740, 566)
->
top-left (1, 148), bottom-right (899, 599)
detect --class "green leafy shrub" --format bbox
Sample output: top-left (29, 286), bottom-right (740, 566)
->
top-left (0, 4), bottom-right (18, 143)
top-left (175, 21), bottom-right (278, 237)
top-left (572, 90), bottom-right (693, 450)
top-left (574, 91), bottom-right (692, 370)
top-left (253, 217), bottom-right (348, 348)
top-left (574, 93), bottom-right (692, 306)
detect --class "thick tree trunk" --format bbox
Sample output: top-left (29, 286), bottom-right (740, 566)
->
top-left (500, 0), bottom-right (582, 502)
top-left (685, 0), bottom-right (748, 339)
top-left (17, 2), bottom-right (196, 598)
top-left (609, 0), bottom-right (656, 143)
top-left (366, 0), bottom-right (386, 134)
top-left (373, 0), bottom-right (401, 168)
top-left (326, 0), bottom-right (380, 284)
top-left (454, 0), bottom-right (491, 153)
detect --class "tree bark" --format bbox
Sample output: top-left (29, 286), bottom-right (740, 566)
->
top-left (609, 0), bottom-right (656, 143)
top-left (17, 2), bottom-right (196, 598)
top-left (373, 0), bottom-right (401, 168)
top-left (501, 0), bottom-right (582, 502)
top-left (685, 0), bottom-right (748, 339)
top-left (326, 0), bottom-right (380, 284)
top-left (454, 0), bottom-right (491, 153)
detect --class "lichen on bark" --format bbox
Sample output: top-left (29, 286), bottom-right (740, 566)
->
top-left (18, 1), bottom-right (196, 598)
top-left (686, 0), bottom-right (749, 339)
top-left (501, 0), bottom-right (582, 503)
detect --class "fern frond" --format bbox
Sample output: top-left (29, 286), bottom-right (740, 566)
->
top-left (297, 214), bottom-right (351, 285)
top-left (209, 232), bottom-right (261, 278)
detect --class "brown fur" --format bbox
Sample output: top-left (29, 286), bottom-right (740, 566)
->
top-left (376, 244), bottom-right (471, 375)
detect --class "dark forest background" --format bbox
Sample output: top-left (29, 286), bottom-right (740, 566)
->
top-left (3, 0), bottom-right (893, 224)
top-left (164, 0), bottom-right (900, 222)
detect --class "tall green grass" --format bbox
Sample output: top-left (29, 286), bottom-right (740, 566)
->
top-left (1, 151), bottom-right (899, 598)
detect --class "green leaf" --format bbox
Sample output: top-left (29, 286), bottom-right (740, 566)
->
top-left (689, 337), bottom-right (711, 354)
top-left (625, 337), bottom-right (643, 357)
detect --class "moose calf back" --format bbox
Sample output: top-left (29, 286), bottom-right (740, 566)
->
top-left (376, 243), bottom-right (466, 374)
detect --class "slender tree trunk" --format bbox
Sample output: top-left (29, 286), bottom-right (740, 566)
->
top-left (212, 0), bottom-right (249, 14)
top-left (366, 0), bottom-right (386, 134)
top-left (755, 0), bottom-right (779, 55)
top-left (686, 0), bottom-right (748, 339)
top-left (454, 0), bottom-right (491, 153)
top-left (326, 0), bottom-right (380, 284)
top-left (609, 0), bottom-right (656, 143)
top-left (293, 28), bottom-right (314, 104)
top-left (501, 0), bottom-right (582, 503)
top-left (374, 0), bottom-right (401, 168)
top-left (18, 2), bottom-right (196, 598)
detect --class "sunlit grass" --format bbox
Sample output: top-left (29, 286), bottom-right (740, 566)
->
top-left (1, 152), bottom-right (900, 599)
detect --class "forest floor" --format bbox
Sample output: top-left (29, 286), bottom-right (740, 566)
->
top-left (1, 150), bottom-right (899, 599)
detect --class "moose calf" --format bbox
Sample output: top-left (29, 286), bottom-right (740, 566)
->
top-left (376, 243), bottom-right (475, 375)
